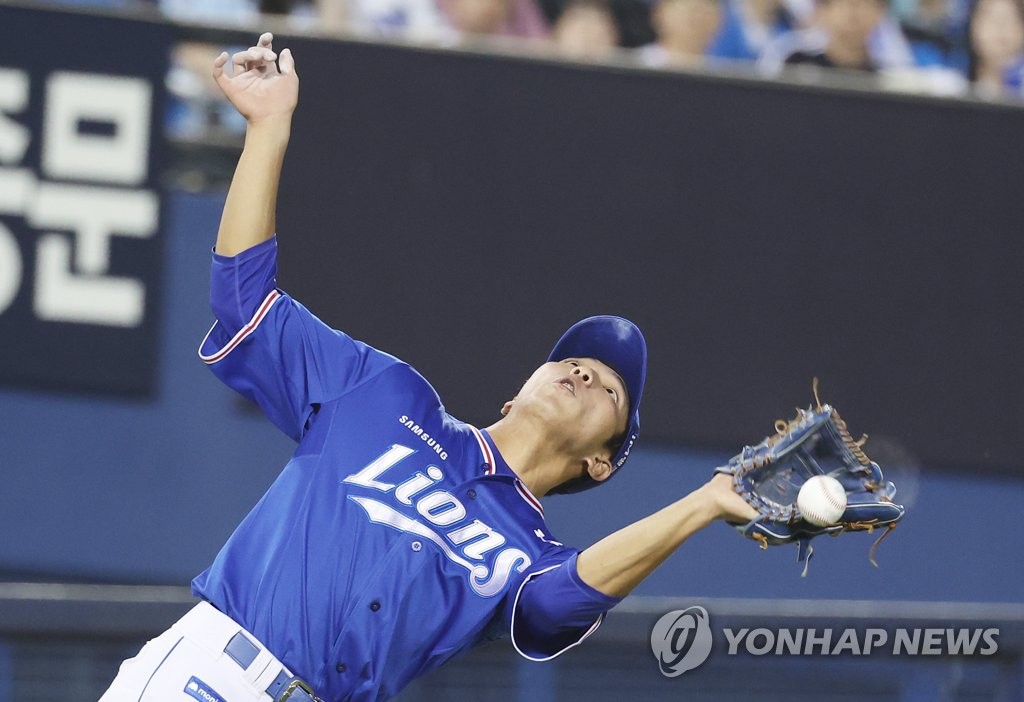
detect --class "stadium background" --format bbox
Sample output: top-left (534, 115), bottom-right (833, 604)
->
top-left (0, 1), bottom-right (1021, 699)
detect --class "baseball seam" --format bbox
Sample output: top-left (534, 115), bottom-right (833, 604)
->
top-left (803, 478), bottom-right (846, 525)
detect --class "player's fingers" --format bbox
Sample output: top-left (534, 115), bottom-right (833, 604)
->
top-left (232, 50), bottom-right (253, 71)
top-left (231, 47), bottom-right (276, 73)
top-left (247, 46), bottom-right (278, 67)
top-left (257, 32), bottom-right (274, 49)
top-left (211, 51), bottom-right (228, 77)
top-left (245, 46), bottom-right (276, 63)
top-left (212, 51), bottom-right (229, 80)
top-left (278, 48), bottom-right (297, 76)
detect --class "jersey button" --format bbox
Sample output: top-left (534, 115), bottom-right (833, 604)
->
top-left (411, 541), bottom-right (422, 552)
top-left (369, 600), bottom-right (381, 612)
top-left (335, 663), bottom-right (346, 673)
top-left (467, 489), bottom-right (477, 499)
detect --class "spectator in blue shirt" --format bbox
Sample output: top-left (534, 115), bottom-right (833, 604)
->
top-left (708, 0), bottom-right (798, 61)
top-left (781, 0), bottom-right (889, 70)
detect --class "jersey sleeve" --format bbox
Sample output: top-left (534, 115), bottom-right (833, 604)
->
top-left (198, 236), bottom-right (400, 441)
top-left (502, 551), bottom-right (623, 661)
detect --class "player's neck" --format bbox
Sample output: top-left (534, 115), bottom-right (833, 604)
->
top-left (485, 418), bottom-right (580, 499)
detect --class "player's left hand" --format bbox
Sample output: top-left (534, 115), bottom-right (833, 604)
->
top-left (213, 32), bottom-right (299, 125)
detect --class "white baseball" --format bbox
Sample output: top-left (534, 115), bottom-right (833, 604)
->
top-left (797, 475), bottom-right (847, 526)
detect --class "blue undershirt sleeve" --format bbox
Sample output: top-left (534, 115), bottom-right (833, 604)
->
top-left (510, 553), bottom-right (623, 661)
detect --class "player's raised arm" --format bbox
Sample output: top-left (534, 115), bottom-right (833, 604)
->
top-left (574, 473), bottom-right (757, 597)
top-left (212, 33), bottom-right (299, 257)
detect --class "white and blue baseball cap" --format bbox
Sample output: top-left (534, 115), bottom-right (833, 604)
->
top-left (547, 315), bottom-right (648, 493)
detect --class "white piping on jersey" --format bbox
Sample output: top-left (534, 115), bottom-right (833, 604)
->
top-left (469, 425), bottom-right (545, 518)
top-left (198, 290), bottom-right (282, 365)
top-left (469, 425), bottom-right (496, 475)
top-left (515, 481), bottom-right (544, 518)
top-left (508, 563), bottom-right (606, 661)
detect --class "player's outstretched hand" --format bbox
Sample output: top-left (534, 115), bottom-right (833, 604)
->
top-left (213, 32), bottom-right (298, 125)
top-left (705, 473), bottom-right (759, 524)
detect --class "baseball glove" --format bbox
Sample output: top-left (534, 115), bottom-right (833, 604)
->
top-left (715, 380), bottom-right (905, 575)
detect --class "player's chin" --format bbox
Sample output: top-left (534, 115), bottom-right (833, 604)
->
top-left (540, 383), bottom-right (580, 414)
top-left (522, 392), bottom-right (577, 428)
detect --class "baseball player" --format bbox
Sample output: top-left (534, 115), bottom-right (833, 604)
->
top-left (100, 33), bottom-right (757, 702)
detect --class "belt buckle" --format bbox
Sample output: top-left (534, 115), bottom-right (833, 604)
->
top-left (278, 679), bottom-right (318, 702)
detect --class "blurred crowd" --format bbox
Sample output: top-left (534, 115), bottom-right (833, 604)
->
top-left (39, 0), bottom-right (1024, 142)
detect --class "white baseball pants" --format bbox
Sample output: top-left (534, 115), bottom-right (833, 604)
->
top-left (100, 601), bottom-right (312, 701)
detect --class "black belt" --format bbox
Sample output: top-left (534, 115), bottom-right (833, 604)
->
top-left (225, 631), bottom-right (322, 702)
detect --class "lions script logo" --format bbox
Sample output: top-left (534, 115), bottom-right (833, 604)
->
top-left (344, 442), bottom-right (531, 597)
top-left (650, 607), bottom-right (713, 677)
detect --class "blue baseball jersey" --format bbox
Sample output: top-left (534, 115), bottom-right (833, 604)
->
top-left (193, 237), bottom-right (619, 702)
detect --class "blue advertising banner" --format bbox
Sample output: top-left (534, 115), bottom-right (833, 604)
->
top-left (0, 5), bottom-right (170, 396)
